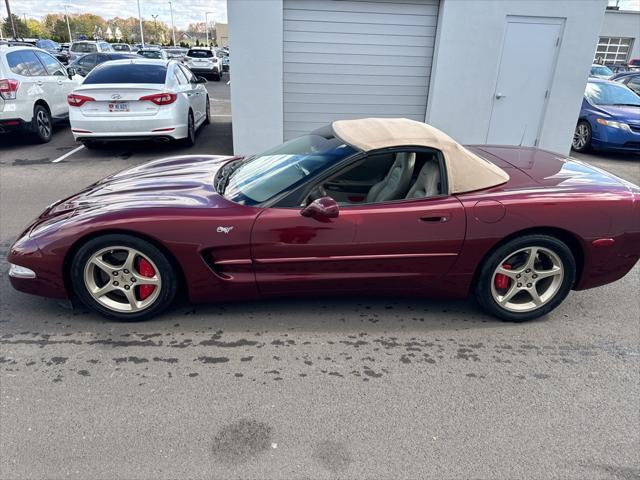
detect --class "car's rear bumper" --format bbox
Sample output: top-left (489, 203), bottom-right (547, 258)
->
top-left (70, 112), bottom-right (188, 141)
top-left (0, 118), bottom-right (30, 134)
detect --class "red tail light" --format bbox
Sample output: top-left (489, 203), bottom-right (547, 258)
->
top-left (0, 79), bottom-right (19, 100)
top-left (67, 93), bottom-right (95, 107)
top-left (139, 93), bottom-right (177, 105)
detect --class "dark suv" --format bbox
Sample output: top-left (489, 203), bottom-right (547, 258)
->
top-left (35, 39), bottom-right (70, 65)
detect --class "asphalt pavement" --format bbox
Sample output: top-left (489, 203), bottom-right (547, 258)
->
top-left (0, 82), bottom-right (639, 479)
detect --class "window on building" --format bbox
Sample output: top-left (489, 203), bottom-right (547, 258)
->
top-left (595, 37), bottom-right (634, 64)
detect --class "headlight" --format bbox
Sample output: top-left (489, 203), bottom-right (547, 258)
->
top-left (596, 118), bottom-right (631, 131)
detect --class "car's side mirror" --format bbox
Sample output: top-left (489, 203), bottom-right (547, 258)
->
top-left (195, 76), bottom-right (207, 84)
top-left (301, 196), bottom-right (339, 219)
top-left (67, 67), bottom-right (76, 79)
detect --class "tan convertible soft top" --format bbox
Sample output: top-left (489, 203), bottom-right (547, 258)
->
top-left (332, 118), bottom-right (509, 194)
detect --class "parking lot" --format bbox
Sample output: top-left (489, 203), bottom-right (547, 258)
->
top-left (1, 77), bottom-right (639, 479)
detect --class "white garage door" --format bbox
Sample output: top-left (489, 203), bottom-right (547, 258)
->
top-left (283, 0), bottom-right (440, 140)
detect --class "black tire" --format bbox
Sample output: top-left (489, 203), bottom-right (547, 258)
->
top-left (182, 110), bottom-right (196, 147)
top-left (204, 96), bottom-right (211, 125)
top-left (474, 234), bottom-right (576, 322)
top-left (572, 120), bottom-right (592, 152)
top-left (70, 234), bottom-right (178, 321)
top-left (31, 104), bottom-right (53, 143)
top-left (214, 72), bottom-right (221, 81)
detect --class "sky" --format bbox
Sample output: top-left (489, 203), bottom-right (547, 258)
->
top-left (4, 0), bottom-right (228, 30)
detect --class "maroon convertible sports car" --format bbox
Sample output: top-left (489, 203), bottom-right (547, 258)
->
top-left (8, 118), bottom-right (640, 322)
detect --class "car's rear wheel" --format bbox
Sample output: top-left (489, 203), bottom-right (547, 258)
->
top-left (183, 110), bottom-right (196, 146)
top-left (32, 104), bottom-right (52, 143)
top-left (475, 234), bottom-right (576, 322)
top-left (71, 234), bottom-right (177, 321)
top-left (572, 121), bottom-right (591, 152)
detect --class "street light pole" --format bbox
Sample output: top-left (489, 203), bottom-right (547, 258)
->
top-left (137, 0), bottom-right (145, 46)
top-left (205, 11), bottom-right (214, 48)
top-left (151, 14), bottom-right (158, 43)
top-left (168, 1), bottom-right (176, 47)
top-left (63, 5), bottom-right (72, 43)
top-left (4, 0), bottom-right (17, 39)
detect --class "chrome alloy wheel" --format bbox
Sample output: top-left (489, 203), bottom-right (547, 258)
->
top-left (36, 109), bottom-right (51, 139)
top-left (572, 123), bottom-right (589, 150)
top-left (490, 246), bottom-right (564, 313)
top-left (83, 246), bottom-right (162, 313)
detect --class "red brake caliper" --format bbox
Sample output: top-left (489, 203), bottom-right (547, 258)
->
top-left (495, 263), bottom-right (511, 290)
top-left (137, 258), bottom-right (156, 300)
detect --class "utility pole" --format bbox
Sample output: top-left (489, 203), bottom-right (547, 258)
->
top-left (205, 11), bottom-right (214, 48)
top-left (151, 14), bottom-right (158, 43)
top-left (4, 0), bottom-right (17, 39)
top-left (63, 5), bottom-right (72, 43)
top-left (137, 0), bottom-right (145, 46)
top-left (168, 1), bottom-right (176, 46)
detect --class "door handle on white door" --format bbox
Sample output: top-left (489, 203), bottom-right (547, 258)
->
top-left (495, 93), bottom-right (506, 99)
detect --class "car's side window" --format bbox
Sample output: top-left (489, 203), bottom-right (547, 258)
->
top-left (6, 51), bottom-right (33, 76)
top-left (179, 64), bottom-right (196, 83)
top-left (174, 66), bottom-right (189, 85)
top-left (34, 51), bottom-right (66, 76)
top-left (16, 50), bottom-right (48, 76)
top-left (78, 54), bottom-right (96, 67)
top-left (305, 150), bottom-right (444, 207)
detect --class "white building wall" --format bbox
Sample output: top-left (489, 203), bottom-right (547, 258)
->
top-left (600, 9), bottom-right (640, 60)
top-left (426, 0), bottom-right (607, 155)
top-left (229, 0), bottom-right (608, 156)
top-left (228, 0), bottom-right (283, 155)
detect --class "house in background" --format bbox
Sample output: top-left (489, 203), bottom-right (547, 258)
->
top-left (228, 0), bottom-right (608, 156)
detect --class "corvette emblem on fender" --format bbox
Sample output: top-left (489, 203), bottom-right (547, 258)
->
top-left (216, 226), bottom-right (234, 234)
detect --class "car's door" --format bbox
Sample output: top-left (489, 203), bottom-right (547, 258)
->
top-left (179, 65), bottom-right (204, 122)
top-left (75, 54), bottom-right (97, 76)
top-left (14, 50), bottom-right (57, 114)
top-left (34, 51), bottom-right (75, 117)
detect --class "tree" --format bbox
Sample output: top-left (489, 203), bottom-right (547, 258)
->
top-left (2, 14), bottom-right (28, 38)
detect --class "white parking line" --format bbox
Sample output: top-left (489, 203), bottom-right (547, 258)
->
top-left (212, 114), bottom-right (232, 117)
top-left (52, 145), bottom-right (84, 163)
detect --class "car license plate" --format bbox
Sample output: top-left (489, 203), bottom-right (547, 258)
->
top-left (108, 102), bottom-right (129, 112)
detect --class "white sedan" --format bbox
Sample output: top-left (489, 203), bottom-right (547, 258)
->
top-left (68, 59), bottom-right (209, 147)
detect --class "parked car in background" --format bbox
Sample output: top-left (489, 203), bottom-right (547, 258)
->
top-left (606, 63), bottom-right (628, 74)
top-left (68, 52), bottom-right (137, 77)
top-left (69, 41), bottom-right (113, 62)
top-left (164, 47), bottom-right (187, 61)
top-left (589, 64), bottom-right (613, 79)
top-left (111, 43), bottom-right (132, 53)
top-left (0, 45), bottom-right (81, 142)
top-left (611, 71), bottom-right (640, 96)
top-left (137, 48), bottom-right (169, 60)
top-left (572, 78), bottom-right (640, 153)
top-left (68, 59), bottom-right (209, 147)
top-left (628, 58), bottom-right (640, 71)
top-left (183, 47), bottom-right (221, 80)
top-left (35, 39), bottom-right (70, 64)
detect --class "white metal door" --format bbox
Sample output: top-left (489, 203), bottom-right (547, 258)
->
top-left (283, 0), bottom-right (439, 140)
top-left (487, 17), bottom-right (564, 146)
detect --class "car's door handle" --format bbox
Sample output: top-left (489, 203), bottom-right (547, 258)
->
top-left (420, 213), bottom-right (451, 223)
top-left (37, 81), bottom-right (43, 86)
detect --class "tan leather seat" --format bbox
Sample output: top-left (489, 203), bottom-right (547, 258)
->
top-left (406, 160), bottom-right (441, 199)
top-left (365, 152), bottom-right (415, 203)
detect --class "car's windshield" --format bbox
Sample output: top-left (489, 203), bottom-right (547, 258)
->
top-left (84, 64), bottom-right (167, 84)
top-left (138, 50), bottom-right (162, 59)
top-left (591, 65), bottom-right (613, 77)
top-left (187, 49), bottom-right (213, 58)
top-left (222, 130), bottom-right (358, 205)
top-left (585, 82), bottom-right (640, 106)
top-left (71, 42), bottom-right (96, 53)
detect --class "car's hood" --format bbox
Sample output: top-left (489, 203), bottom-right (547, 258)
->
top-left (594, 104), bottom-right (640, 124)
top-left (46, 154), bottom-right (239, 216)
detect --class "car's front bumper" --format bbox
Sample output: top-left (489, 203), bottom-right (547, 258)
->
top-left (592, 123), bottom-right (640, 152)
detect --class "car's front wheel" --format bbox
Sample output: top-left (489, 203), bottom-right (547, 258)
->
top-left (572, 121), bottom-right (592, 152)
top-left (71, 234), bottom-right (178, 321)
top-left (475, 234), bottom-right (576, 322)
top-left (182, 110), bottom-right (196, 146)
